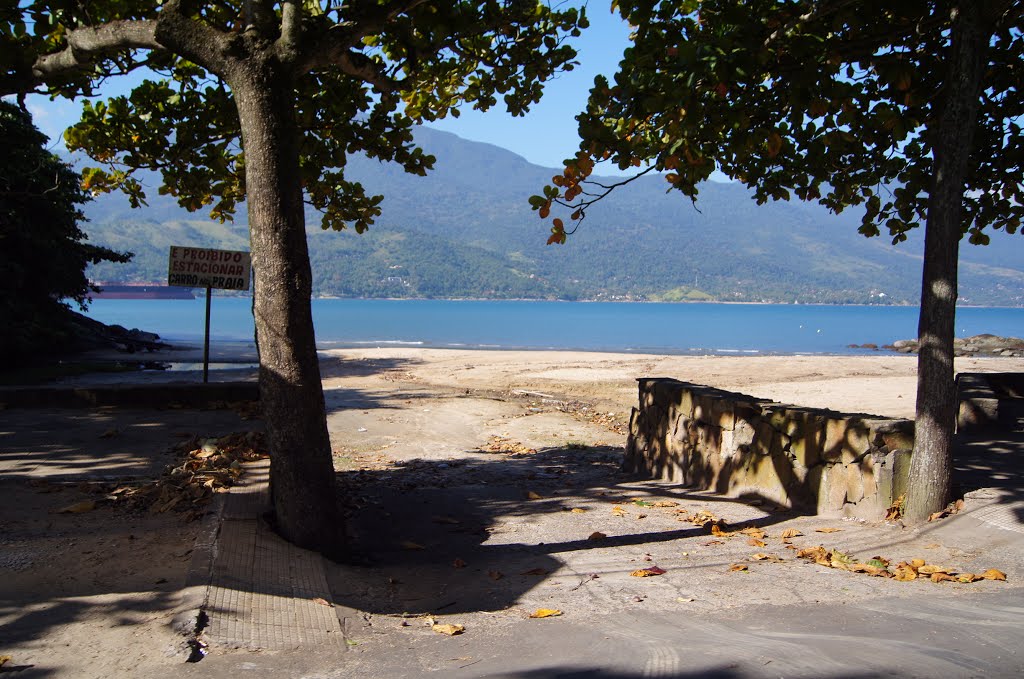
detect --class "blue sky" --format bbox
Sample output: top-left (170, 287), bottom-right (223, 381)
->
top-left (24, 4), bottom-right (632, 172)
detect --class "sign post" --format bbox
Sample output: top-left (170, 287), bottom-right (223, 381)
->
top-left (167, 246), bottom-right (252, 383)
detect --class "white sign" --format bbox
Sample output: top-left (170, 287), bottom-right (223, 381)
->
top-left (168, 246), bottom-right (251, 291)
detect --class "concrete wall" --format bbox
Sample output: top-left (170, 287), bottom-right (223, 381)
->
top-left (625, 378), bottom-right (914, 518)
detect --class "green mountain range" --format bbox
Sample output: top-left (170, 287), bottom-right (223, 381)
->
top-left (84, 127), bottom-right (1024, 306)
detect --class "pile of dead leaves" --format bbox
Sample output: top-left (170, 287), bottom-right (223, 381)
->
top-left (795, 546), bottom-right (1006, 584)
top-left (106, 431), bottom-right (267, 520)
top-left (480, 435), bottom-right (537, 456)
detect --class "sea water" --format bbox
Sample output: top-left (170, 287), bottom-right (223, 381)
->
top-left (84, 298), bottom-right (1024, 356)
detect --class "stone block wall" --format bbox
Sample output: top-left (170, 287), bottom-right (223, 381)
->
top-left (625, 378), bottom-right (914, 519)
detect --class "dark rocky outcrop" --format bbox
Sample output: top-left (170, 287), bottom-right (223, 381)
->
top-left (882, 334), bottom-right (1024, 357)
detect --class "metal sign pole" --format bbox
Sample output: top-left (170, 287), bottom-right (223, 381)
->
top-left (203, 286), bottom-right (212, 384)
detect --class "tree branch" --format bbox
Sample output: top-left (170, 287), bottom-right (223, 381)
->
top-left (31, 20), bottom-right (161, 82)
top-left (299, 0), bottom-right (429, 77)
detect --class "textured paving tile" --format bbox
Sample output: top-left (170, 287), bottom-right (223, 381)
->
top-left (204, 460), bottom-right (343, 650)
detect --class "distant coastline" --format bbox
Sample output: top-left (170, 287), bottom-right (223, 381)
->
top-left (92, 283), bottom-right (195, 300)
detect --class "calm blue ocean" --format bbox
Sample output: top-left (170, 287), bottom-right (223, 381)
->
top-left (85, 298), bottom-right (1024, 356)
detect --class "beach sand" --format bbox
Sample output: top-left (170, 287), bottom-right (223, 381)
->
top-left (319, 347), bottom-right (1024, 421)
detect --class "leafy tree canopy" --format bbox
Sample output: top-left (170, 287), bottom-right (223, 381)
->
top-left (0, 101), bottom-right (130, 359)
top-left (2, 1), bottom-right (587, 233)
top-left (535, 0), bottom-right (1022, 246)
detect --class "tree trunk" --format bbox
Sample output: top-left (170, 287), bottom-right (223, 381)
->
top-left (231, 59), bottom-right (345, 558)
top-left (905, 4), bottom-right (991, 523)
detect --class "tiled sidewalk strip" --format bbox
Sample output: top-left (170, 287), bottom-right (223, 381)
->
top-left (204, 459), bottom-right (344, 650)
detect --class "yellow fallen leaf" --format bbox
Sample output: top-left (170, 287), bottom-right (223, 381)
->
top-left (312, 597), bottom-right (334, 607)
top-left (729, 563), bottom-right (748, 572)
top-left (711, 524), bottom-right (736, 537)
top-left (910, 558), bottom-right (927, 568)
top-left (848, 563), bottom-right (891, 577)
top-left (957, 573), bottom-right (982, 583)
top-left (400, 541), bottom-right (425, 550)
top-left (893, 563), bottom-right (918, 581)
top-left (982, 569), bottom-right (1007, 581)
top-left (432, 623), bottom-right (465, 636)
top-left (815, 527), bottom-right (841, 534)
top-left (652, 500), bottom-right (679, 508)
top-left (570, 508), bottom-right (588, 514)
top-left (0, 656), bottom-right (10, 668)
top-left (529, 608), bottom-right (563, 618)
top-left (747, 538), bottom-right (766, 548)
top-left (930, 572), bottom-right (956, 583)
top-left (588, 531), bottom-right (607, 540)
top-left (631, 566), bottom-right (667, 577)
top-left (780, 529), bottom-right (803, 539)
top-left (527, 491), bottom-right (544, 500)
top-left (918, 564), bottom-right (950, 575)
top-left (751, 553), bottom-right (783, 562)
top-left (740, 527), bottom-right (766, 539)
top-left (612, 505), bottom-right (627, 516)
top-left (56, 500), bottom-right (96, 514)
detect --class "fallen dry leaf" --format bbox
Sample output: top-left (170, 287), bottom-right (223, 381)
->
top-left (747, 538), bottom-right (766, 548)
top-left (56, 499), bottom-right (96, 514)
top-left (527, 491), bottom-right (544, 500)
top-left (740, 527), bottom-right (766, 539)
top-left (432, 623), bottom-right (465, 636)
top-left (917, 564), bottom-right (950, 575)
top-left (630, 566), bottom-right (667, 577)
top-left (750, 553), bottom-right (784, 563)
top-left (982, 569), bottom-right (1007, 581)
top-left (711, 524), bottom-right (736, 538)
top-left (570, 508), bottom-right (588, 514)
top-left (488, 570), bottom-right (504, 581)
top-left (911, 558), bottom-right (927, 568)
top-left (893, 563), bottom-right (918, 581)
top-left (729, 563), bottom-right (749, 572)
top-left (930, 572), bottom-right (956, 583)
top-left (702, 539), bottom-right (724, 546)
top-left (529, 608), bottom-right (563, 618)
top-left (0, 656), bottom-right (10, 668)
top-left (957, 573), bottom-right (983, 583)
top-left (588, 531), bottom-right (607, 540)
top-left (780, 529), bottom-right (803, 539)
top-left (452, 558), bottom-right (467, 568)
top-left (653, 500), bottom-right (680, 508)
top-left (312, 597), bottom-right (334, 607)
top-left (612, 505), bottom-right (628, 516)
top-left (521, 567), bottom-right (548, 576)
top-left (400, 541), bottom-right (425, 550)
top-left (815, 527), bottom-right (842, 534)
top-left (689, 510), bottom-right (718, 526)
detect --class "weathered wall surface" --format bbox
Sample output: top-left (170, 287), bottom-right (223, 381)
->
top-left (625, 378), bottom-right (914, 518)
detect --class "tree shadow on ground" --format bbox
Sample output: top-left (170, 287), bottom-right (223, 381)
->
top-left (327, 444), bottom-right (800, 617)
top-left (317, 354), bottom-right (425, 380)
top-left (953, 428), bottom-right (1024, 522)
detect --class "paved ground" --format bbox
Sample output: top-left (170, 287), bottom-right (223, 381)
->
top-left (2, 364), bottom-right (1024, 678)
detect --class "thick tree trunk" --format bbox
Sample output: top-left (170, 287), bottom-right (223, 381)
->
top-left (231, 59), bottom-right (345, 558)
top-left (905, 4), bottom-right (991, 523)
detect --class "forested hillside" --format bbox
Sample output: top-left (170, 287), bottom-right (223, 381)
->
top-left (84, 127), bottom-right (1024, 306)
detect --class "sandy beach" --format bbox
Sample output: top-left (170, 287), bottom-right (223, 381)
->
top-left (319, 347), bottom-right (1024, 421)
